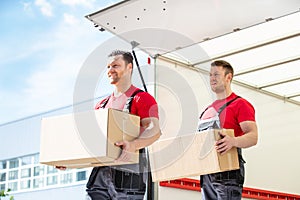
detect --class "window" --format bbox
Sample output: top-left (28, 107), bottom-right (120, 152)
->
top-left (0, 154), bottom-right (90, 193)
top-left (34, 166), bottom-right (44, 176)
top-left (76, 171), bottom-right (86, 181)
top-left (0, 172), bottom-right (6, 181)
top-left (20, 179), bottom-right (31, 190)
top-left (60, 173), bottom-right (73, 184)
top-left (8, 181), bottom-right (18, 191)
top-left (8, 170), bottom-right (18, 180)
top-left (0, 183), bottom-right (5, 191)
top-left (33, 177), bottom-right (44, 189)
top-left (0, 160), bottom-right (6, 170)
top-left (47, 175), bottom-right (58, 186)
top-left (9, 159), bottom-right (19, 169)
top-left (21, 168), bottom-right (31, 178)
top-left (33, 154), bottom-right (39, 164)
top-left (21, 156), bottom-right (32, 166)
top-left (47, 166), bottom-right (57, 174)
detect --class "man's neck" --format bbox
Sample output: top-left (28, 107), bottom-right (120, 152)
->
top-left (114, 82), bottom-right (132, 96)
top-left (216, 89), bottom-right (232, 100)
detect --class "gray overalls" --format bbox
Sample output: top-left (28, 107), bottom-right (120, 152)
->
top-left (198, 96), bottom-right (245, 200)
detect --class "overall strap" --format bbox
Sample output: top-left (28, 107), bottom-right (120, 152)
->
top-left (199, 96), bottom-right (241, 119)
top-left (100, 89), bottom-right (144, 111)
top-left (199, 107), bottom-right (209, 120)
top-left (99, 96), bottom-right (110, 109)
top-left (217, 96), bottom-right (241, 115)
top-left (123, 89), bottom-right (144, 113)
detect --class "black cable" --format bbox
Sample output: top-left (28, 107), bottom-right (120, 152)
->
top-left (132, 50), bottom-right (148, 93)
top-left (132, 49), bottom-right (154, 200)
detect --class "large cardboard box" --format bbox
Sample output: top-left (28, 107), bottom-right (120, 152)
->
top-left (40, 108), bottom-right (140, 168)
top-left (148, 129), bottom-right (239, 182)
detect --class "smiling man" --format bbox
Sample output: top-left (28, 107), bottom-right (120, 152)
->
top-left (85, 50), bottom-right (161, 200)
top-left (197, 60), bottom-right (258, 200)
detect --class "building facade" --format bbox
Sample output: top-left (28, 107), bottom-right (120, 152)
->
top-left (0, 105), bottom-right (93, 200)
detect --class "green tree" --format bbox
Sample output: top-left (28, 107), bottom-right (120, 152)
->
top-left (0, 189), bottom-right (14, 200)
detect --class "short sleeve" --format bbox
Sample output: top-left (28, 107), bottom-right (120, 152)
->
top-left (131, 92), bottom-right (159, 120)
top-left (236, 99), bottom-right (256, 123)
top-left (95, 96), bottom-right (110, 110)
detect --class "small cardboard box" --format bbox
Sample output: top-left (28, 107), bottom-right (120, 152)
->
top-left (40, 108), bottom-right (140, 168)
top-left (148, 129), bottom-right (239, 182)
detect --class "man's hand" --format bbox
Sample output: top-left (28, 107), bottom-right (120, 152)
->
top-left (114, 117), bottom-right (161, 162)
top-left (55, 166), bottom-right (67, 170)
top-left (215, 131), bottom-right (236, 155)
top-left (115, 140), bottom-right (136, 162)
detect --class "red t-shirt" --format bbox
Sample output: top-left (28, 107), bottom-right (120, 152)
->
top-left (95, 85), bottom-right (159, 120)
top-left (201, 93), bottom-right (255, 137)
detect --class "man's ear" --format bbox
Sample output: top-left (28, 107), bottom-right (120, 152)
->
top-left (127, 63), bottom-right (133, 71)
top-left (226, 73), bottom-right (233, 82)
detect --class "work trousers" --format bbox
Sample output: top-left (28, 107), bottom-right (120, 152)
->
top-left (86, 166), bottom-right (146, 200)
top-left (86, 189), bottom-right (145, 200)
top-left (200, 154), bottom-right (245, 200)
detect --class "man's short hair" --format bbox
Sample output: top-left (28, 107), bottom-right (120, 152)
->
top-left (211, 60), bottom-right (234, 76)
top-left (108, 50), bottom-right (133, 65)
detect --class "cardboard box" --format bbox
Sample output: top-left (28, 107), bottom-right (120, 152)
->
top-left (40, 108), bottom-right (140, 168)
top-left (148, 129), bottom-right (239, 182)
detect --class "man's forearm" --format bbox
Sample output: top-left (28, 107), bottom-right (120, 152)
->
top-left (131, 117), bottom-right (161, 150)
top-left (132, 130), bottom-right (161, 150)
top-left (235, 120), bottom-right (258, 148)
top-left (234, 131), bottom-right (258, 148)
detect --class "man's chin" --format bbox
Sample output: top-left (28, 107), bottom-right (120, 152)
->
top-left (212, 88), bottom-right (226, 94)
top-left (109, 79), bottom-right (118, 85)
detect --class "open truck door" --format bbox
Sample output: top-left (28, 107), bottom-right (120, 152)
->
top-left (85, 0), bottom-right (300, 199)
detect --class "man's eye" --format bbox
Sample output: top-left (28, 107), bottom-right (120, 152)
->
top-left (108, 65), bottom-right (116, 69)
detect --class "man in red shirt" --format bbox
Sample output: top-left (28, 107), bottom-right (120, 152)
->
top-left (86, 50), bottom-right (161, 199)
top-left (198, 60), bottom-right (258, 200)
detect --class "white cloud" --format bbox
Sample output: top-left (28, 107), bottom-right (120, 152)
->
top-left (0, 37), bottom-right (56, 69)
top-left (23, 56), bottom-right (79, 111)
top-left (60, 0), bottom-right (95, 7)
top-left (13, 17), bottom-right (109, 119)
top-left (23, 2), bottom-right (33, 14)
top-left (63, 13), bottom-right (79, 25)
top-left (0, 1), bottom-right (115, 124)
top-left (35, 0), bottom-right (53, 17)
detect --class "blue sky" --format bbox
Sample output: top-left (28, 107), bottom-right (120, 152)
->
top-left (0, 0), bottom-right (122, 124)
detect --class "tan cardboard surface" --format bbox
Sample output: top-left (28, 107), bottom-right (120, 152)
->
top-left (40, 108), bottom-right (140, 168)
top-left (149, 129), bottom-right (239, 182)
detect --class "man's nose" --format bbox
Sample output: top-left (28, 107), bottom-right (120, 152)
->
top-left (107, 66), bottom-right (114, 73)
